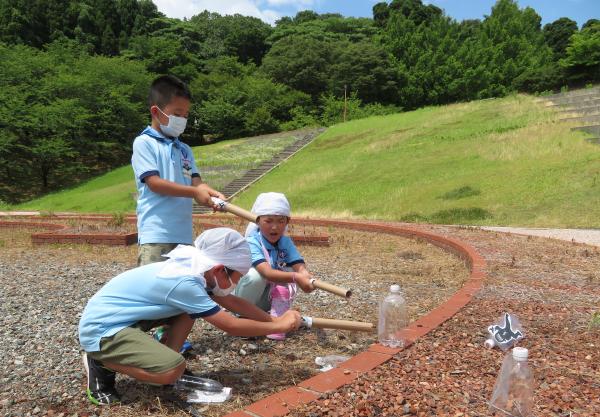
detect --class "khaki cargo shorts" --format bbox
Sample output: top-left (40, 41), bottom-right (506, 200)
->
top-left (137, 243), bottom-right (180, 266)
top-left (88, 318), bottom-right (185, 374)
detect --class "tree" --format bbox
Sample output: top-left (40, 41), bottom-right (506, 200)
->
top-left (560, 22), bottom-right (600, 83)
top-left (373, 2), bottom-right (390, 27)
top-left (543, 17), bottom-right (578, 59)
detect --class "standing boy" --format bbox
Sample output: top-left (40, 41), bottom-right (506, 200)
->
top-left (132, 75), bottom-right (225, 266)
top-left (79, 228), bottom-right (301, 405)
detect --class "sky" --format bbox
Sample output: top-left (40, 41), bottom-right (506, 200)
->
top-left (153, 0), bottom-right (599, 27)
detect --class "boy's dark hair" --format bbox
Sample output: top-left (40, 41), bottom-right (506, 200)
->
top-left (148, 75), bottom-right (192, 108)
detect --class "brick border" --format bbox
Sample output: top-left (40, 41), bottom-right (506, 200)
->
top-left (0, 220), bottom-right (137, 246)
top-left (215, 217), bottom-right (486, 417)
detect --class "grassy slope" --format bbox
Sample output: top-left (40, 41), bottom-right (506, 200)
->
top-left (15, 134), bottom-right (298, 213)
top-left (233, 95), bottom-right (600, 227)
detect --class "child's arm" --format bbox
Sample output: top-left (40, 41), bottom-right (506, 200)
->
top-left (203, 309), bottom-right (301, 337)
top-left (145, 175), bottom-right (213, 206)
top-left (211, 294), bottom-right (273, 322)
top-left (255, 262), bottom-right (314, 293)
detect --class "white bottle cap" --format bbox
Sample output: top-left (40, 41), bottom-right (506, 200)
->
top-left (512, 347), bottom-right (528, 361)
top-left (484, 338), bottom-right (496, 349)
top-left (390, 284), bottom-right (401, 292)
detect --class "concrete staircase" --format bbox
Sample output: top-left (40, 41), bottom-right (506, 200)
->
top-left (544, 86), bottom-right (600, 144)
top-left (193, 128), bottom-right (325, 214)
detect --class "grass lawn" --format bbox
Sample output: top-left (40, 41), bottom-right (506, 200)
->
top-left (233, 94), bottom-right (600, 228)
top-left (13, 133), bottom-right (298, 213)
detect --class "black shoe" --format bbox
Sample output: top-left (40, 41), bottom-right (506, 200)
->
top-left (82, 353), bottom-right (121, 405)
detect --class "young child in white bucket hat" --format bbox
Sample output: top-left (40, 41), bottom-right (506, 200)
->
top-left (234, 192), bottom-right (315, 340)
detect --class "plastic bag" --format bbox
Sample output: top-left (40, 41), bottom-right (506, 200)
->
top-left (486, 312), bottom-right (524, 351)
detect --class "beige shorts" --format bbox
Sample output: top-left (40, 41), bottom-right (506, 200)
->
top-left (88, 318), bottom-right (184, 374)
top-left (137, 243), bottom-right (180, 266)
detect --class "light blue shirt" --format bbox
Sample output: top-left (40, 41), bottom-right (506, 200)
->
top-left (131, 126), bottom-right (200, 245)
top-left (247, 230), bottom-right (304, 270)
top-left (79, 262), bottom-right (220, 352)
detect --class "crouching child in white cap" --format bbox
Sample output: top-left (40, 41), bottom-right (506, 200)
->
top-left (78, 227), bottom-right (301, 406)
top-left (234, 192), bottom-right (315, 341)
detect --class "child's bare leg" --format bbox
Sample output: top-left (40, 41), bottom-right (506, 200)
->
top-left (104, 361), bottom-right (186, 385)
top-left (164, 313), bottom-right (194, 352)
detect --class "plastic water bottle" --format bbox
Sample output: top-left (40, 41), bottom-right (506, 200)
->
top-left (378, 284), bottom-right (408, 348)
top-left (490, 347), bottom-right (534, 416)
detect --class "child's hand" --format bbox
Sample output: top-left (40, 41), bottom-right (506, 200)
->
top-left (276, 310), bottom-right (301, 333)
top-left (193, 186), bottom-right (212, 207)
top-left (295, 270), bottom-right (315, 293)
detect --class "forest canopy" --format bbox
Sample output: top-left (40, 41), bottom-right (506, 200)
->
top-left (0, 0), bottom-right (598, 203)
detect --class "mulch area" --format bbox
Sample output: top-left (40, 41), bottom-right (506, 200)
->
top-left (288, 225), bottom-right (600, 417)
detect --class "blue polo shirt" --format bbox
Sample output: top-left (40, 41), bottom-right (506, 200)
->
top-left (132, 126), bottom-right (200, 245)
top-left (246, 230), bottom-right (304, 270)
top-left (79, 262), bottom-right (220, 352)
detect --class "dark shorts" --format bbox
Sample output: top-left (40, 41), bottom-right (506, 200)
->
top-left (87, 318), bottom-right (184, 374)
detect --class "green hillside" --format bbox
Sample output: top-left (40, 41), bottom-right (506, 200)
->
top-left (14, 94), bottom-right (600, 227)
top-left (234, 95), bottom-right (600, 228)
top-left (14, 134), bottom-right (298, 213)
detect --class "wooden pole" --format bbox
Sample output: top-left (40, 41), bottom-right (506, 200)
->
top-left (306, 317), bottom-right (375, 332)
top-left (311, 279), bottom-right (352, 298)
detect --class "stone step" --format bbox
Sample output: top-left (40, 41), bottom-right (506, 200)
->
top-left (544, 86), bottom-right (600, 99)
top-left (560, 114), bottom-right (600, 124)
top-left (549, 96), bottom-right (600, 106)
top-left (559, 105), bottom-right (600, 115)
top-left (573, 125), bottom-right (600, 135)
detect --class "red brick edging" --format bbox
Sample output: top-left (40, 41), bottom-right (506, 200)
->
top-left (0, 220), bottom-right (137, 246)
top-left (220, 218), bottom-right (487, 417)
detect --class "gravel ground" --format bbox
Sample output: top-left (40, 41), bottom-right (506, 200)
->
top-left (289, 225), bottom-right (600, 417)
top-left (480, 226), bottom-right (600, 248)
top-left (0, 219), bottom-right (468, 417)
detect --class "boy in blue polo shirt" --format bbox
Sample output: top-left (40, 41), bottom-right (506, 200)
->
top-left (132, 75), bottom-right (225, 266)
top-left (79, 228), bottom-right (301, 405)
top-left (234, 192), bottom-right (315, 340)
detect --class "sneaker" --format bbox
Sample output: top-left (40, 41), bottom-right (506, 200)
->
top-left (82, 353), bottom-right (121, 406)
top-left (267, 284), bottom-right (293, 340)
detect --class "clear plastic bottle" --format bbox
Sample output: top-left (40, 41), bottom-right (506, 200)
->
top-left (490, 347), bottom-right (534, 417)
top-left (377, 284), bottom-right (408, 348)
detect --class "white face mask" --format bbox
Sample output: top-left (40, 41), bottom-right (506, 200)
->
top-left (211, 269), bottom-right (236, 297)
top-left (157, 107), bottom-right (187, 138)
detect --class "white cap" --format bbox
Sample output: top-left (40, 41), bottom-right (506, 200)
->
top-left (390, 284), bottom-right (401, 292)
top-left (484, 339), bottom-right (496, 349)
top-left (245, 192), bottom-right (291, 237)
top-left (512, 347), bottom-right (528, 361)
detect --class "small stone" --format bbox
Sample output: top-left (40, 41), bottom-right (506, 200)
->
top-left (585, 355), bottom-right (592, 360)
top-left (247, 343), bottom-right (258, 351)
top-left (343, 370), bottom-right (351, 375)
top-left (239, 349), bottom-right (247, 356)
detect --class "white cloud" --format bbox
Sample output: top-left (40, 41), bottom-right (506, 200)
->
top-left (153, 0), bottom-right (317, 24)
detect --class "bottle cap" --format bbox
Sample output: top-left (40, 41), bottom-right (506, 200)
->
top-left (390, 284), bottom-right (401, 293)
top-left (484, 338), bottom-right (496, 349)
top-left (512, 347), bottom-right (528, 361)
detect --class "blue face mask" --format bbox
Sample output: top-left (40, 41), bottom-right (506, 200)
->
top-left (157, 107), bottom-right (187, 138)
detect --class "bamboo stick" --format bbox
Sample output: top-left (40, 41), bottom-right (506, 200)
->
top-left (302, 316), bottom-right (375, 332)
top-left (311, 279), bottom-right (352, 298)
